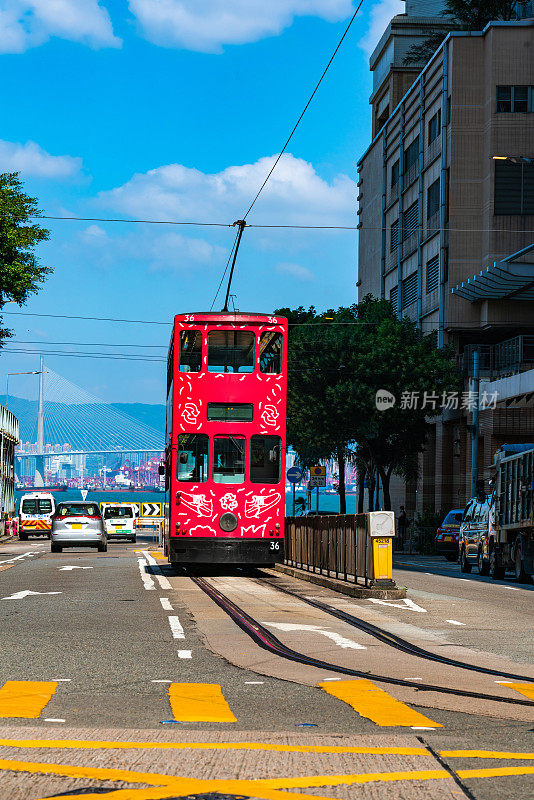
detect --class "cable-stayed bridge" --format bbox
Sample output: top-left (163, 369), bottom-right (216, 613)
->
top-left (15, 361), bottom-right (164, 487)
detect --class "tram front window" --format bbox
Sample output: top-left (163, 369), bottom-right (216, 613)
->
top-left (251, 435), bottom-right (281, 484)
top-left (177, 434), bottom-right (209, 482)
top-left (207, 331), bottom-right (254, 373)
top-left (179, 331), bottom-right (202, 373)
top-left (260, 332), bottom-right (283, 374)
top-left (213, 436), bottom-right (246, 483)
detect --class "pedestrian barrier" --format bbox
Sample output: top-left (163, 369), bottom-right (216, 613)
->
top-left (284, 512), bottom-right (396, 588)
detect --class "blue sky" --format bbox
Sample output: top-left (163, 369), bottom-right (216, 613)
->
top-left (0, 0), bottom-right (403, 406)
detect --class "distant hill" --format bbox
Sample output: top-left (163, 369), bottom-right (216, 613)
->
top-left (2, 396), bottom-right (165, 448)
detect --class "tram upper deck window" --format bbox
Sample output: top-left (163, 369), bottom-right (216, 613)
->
top-left (179, 331), bottom-right (202, 373)
top-left (260, 332), bottom-right (283, 374)
top-left (177, 434), bottom-right (208, 482)
top-left (213, 435), bottom-right (246, 483)
top-left (250, 435), bottom-right (281, 484)
top-left (207, 331), bottom-right (254, 373)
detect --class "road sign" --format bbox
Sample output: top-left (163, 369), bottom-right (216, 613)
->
top-left (80, 489), bottom-right (88, 500)
top-left (311, 466), bottom-right (326, 477)
top-left (309, 475), bottom-right (326, 487)
top-left (287, 466), bottom-right (304, 484)
top-left (141, 502), bottom-right (162, 518)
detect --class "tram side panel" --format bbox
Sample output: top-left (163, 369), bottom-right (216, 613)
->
top-left (167, 313), bottom-right (287, 565)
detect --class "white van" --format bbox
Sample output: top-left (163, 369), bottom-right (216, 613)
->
top-left (19, 492), bottom-right (56, 540)
top-left (100, 503), bottom-right (137, 542)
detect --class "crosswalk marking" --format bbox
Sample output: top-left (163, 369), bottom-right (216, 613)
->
top-left (497, 682), bottom-right (534, 701)
top-left (0, 681), bottom-right (57, 719)
top-left (318, 679), bottom-right (442, 728)
top-left (168, 683), bottom-right (237, 723)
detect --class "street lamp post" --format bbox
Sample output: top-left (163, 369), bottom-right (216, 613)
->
top-left (6, 371), bottom-right (42, 411)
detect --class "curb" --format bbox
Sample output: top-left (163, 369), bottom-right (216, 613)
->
top-left (274, 563), bottom-right (407, 599)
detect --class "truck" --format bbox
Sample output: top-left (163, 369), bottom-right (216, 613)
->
top-left (489, 444), bottom-right (534, 582)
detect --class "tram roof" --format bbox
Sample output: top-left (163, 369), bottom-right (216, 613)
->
top-left (172, 312), bottom-right (287, 325)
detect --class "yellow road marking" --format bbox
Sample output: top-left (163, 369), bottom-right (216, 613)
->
top-left (168, 683), bottom-right (237, 722)
top-left (441, 750), bottom-right (534, 760)
top-left (497, 682), bottom-right (534, 701)
top-left (0, 681), bottom-right (57, 719)
top-left (318, 679), bottom-right (442, 728)
top-left (0, 738), bottom-right (428, 755)
top-left (458, 766), bottom-right (534, 779)
top-left (0, 564), bottom-right (14, 572)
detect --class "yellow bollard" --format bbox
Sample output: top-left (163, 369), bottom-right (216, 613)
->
top-left (372, 537), bottom-right (393, 581)
top-left (368, 511), bottom-right (396, 588)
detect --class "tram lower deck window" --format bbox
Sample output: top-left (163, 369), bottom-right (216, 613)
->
top-left (250, 435), bottom-right (281, 484)
top-left (177, 434), bottom-right (208, 482)
top-left (213, 436), bottom-right (246, 483)
top-left (207, 331), bottom-right (254, 373)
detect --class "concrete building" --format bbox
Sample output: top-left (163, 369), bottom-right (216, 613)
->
top-left (0, 404), bottom-right (19, 529)
top-left (357, 8), bottom-right (534, 514)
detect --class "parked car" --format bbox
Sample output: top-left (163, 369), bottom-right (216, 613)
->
top-left (51, 502), bottom-right (107, 553)
top-left (435, 509), bottom-right (463, 561)
top-left (459, 496), bottom-right (491, 575)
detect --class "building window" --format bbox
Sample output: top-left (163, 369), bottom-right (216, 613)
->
top-left (260, 332), bottom-right (283, 374)
top-left (390, 219), bottom-right (399, 251)
top-left (427, 110), bottom-right (441, 146)
top-left (391, 160), bottom-right (399, 188)
top-left (402, 202), bottom-right (418, 241)
top-left (389, 285), bottom-right (398, 309)
top-left (496, 85), bottom-right (533, 113)
top-left (427, 179), bottom-right (440, 219)
top-left (179, 331), bottom-right (202, 373)
top-left (494, 161), bottom-right (534, 215)
top-left (404, 137), bottom-right (419, 173)
top-left (426, 255), bottom-right (439, 293)
top-left (207, 330), bottom-right (255, 373)
top-left (177, 434), bottom-right (209, 482)
top-left (402, 272), bottom-right (418, 309)
top-left (213, 436), bottom-right (246, 484)
top-left (250, 435), bottom-right (281, 484)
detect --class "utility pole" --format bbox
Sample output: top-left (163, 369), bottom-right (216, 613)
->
top-left (470, 348), bottom-right (480, 498)
top-left (35, 356), bottom-right (45, 487)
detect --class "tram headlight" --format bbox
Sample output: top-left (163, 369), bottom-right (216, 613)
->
top-left (219, 512), bottom-right (238, 532)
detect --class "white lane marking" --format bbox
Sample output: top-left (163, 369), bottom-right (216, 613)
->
top-left (245, 681), bottom-right (264, 685)
top-left (1, 590), bottom-right (62, 600)
top-left (160, 598), bottom-right (173, 611)
top-left (412, 726), bottom-right (436, 730)
top-left (142, 550), bottom-right (172, 590)
top-left (58, 566), bottom-right (93, 571)
top-left (137, 558), bottom-right (155, 591)
top-left (503, 586), bottom-right (520, 591)
top-left (44, 718), bottom-right (66, 723)
top-left (265, 622), bottom-right (366, 650)
top-left (168, 616), bottom-right (185, 639)
top-left (152, 680), bottom-right (172, 683)
top-left (368, 598), bottom-right (427, 613)
top-left (321, 677), bottom-right (341, 681)
top-left (178, 650), bottom-right (192, 659)
top-left (0, 552), bottom-right (34, 565)
top-left (51, 679), bottom-right (71, 682)
top-left (445, 619), bottom-right (466, 626)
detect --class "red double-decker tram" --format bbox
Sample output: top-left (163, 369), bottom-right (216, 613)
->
top-left (164, 312), bottom-right (287, 565)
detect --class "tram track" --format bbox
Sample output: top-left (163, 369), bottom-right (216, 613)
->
top-left (192, 575), bottom-right (534, 709)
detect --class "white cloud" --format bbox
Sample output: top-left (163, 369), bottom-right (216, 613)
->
top-left (276, 261), bottom-right (315, 281)
top-left (98, 153), bottom-right (356, 227)
top-left (0, 0), bottom-right (120, 54)
top-left (128, 0), bottom-right (354, 52)
top-left (360, 0), bottom-right (404, 56)
top-left (0, 139), bottom-right (82, 178)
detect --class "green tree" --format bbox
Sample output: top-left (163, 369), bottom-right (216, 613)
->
top-left (0, 173), bottom-right (51, 341)
top-left (277, 297), bottom-right (459, 512)
top-left (404, 1), bottom-right (528, 65)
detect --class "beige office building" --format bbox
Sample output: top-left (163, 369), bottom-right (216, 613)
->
top-left (357, 7), bottom-right (534, 513)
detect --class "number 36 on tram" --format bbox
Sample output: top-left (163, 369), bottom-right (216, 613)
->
top-left (163, 312), bottom-right (287, 565)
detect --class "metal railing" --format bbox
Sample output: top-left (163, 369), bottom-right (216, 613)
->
top-left (284, 515), bottom-right (372, 585)
top-left (460, 337), bottom-right (534, 378)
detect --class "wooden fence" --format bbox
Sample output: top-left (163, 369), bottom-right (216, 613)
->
top-left (284, 514), bottom-right (373, 585)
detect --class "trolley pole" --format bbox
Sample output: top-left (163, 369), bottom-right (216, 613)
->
top-left (222, 220), bottom-right (247, 312)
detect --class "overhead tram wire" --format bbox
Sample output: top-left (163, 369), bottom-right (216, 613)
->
top-left (216, 1), bottom-right (365, 308)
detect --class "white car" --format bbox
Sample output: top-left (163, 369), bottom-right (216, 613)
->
top-left (101, 503), bottom-right (137, 542)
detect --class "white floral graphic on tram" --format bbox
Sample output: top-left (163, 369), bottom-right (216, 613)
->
top-left (181, 402), bottom-right (200, 425)
top-left (261, 404), bottom-right (279, 427)
top-left (220, 493), bottom-right (238, 512)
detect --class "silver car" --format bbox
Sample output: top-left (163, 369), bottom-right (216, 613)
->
top-left (51, 502), bottom-right (107, 553)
